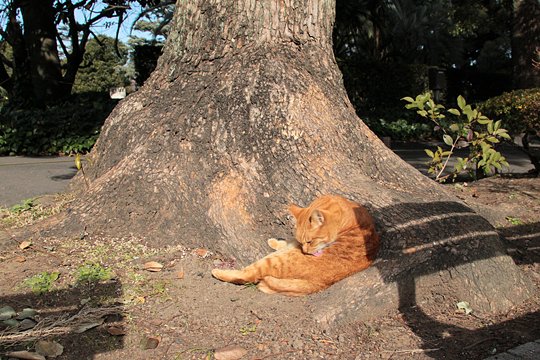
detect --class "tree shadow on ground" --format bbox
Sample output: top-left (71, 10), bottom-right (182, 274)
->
top-left (370, 201), bottom-right (540, 359)
top-left (0, 280), bottom-right (124, 358)
top-left (50, 166), bottom-right (77, 181)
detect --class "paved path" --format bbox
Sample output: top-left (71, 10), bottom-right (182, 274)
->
top-left (0, 156), bottom-right (76, 208)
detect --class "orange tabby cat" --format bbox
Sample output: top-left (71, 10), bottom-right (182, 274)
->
top-left (211, 195), bottom-right (380, 296)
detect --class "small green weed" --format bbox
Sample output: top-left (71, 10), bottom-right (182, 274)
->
top-left (239, 323), bottom-right (257, 335)
top-left (242, 282), bottom-right (258, 290)
top-left (506, 216), bottom-right (524, 225)
top-left (11, 198), bottom-right (35, 214)
top-left (23, 272), bottom-right (60, 294)
top-left (1, 194), bottom-right (74, 230)
top-left (76, 263), bottom-right (113, 283)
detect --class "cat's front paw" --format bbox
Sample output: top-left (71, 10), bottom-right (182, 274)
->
top-left (267, 238), bottom-right (288, 250)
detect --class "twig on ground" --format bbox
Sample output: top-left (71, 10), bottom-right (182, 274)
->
top-left (383, 348), bottom-right (440, 354)
top-left (0, 305), bottom-right (124, 345)
top-left (253, 349), bottom-right (300, 360)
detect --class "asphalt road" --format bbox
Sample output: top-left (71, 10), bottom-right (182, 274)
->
top-left (0, 143), bottom-right (536, 208)
top-left (0, 156), bottom-right (77, 208)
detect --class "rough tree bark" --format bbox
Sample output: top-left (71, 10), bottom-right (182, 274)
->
top-left (63, 0), bottom-right (533, 323)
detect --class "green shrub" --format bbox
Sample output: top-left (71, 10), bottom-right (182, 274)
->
top-left (76, 263), bottom-right (113, 283)
top-left (23, 272), bottom-right (60, 295)
top-left (404, 93), bottom-right (511, 181)
top-left (363, 118), bottom-right (432, 140)
top-left (0, 92), bottom-right (115, 155)
top-left (478, 88), bottom-right (540, 134)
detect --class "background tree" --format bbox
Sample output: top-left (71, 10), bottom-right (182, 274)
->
top-left (128, 0), bottom-right (174, 46)
top-left (0, 0), bottom-right (159, 106)
top-left (512, 0), bottom-right (540, 89)
top-left (72, 35), bottom-right (130, 93)
top-left (58, 0), bottom-right (533, 323)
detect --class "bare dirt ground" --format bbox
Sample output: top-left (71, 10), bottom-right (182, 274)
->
top-left (0, 175), bottom-right (539, 360)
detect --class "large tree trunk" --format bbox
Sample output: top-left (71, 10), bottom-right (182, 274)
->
top-left (19, 0), bottom-right (65, 104)
top-left (0, 0), bottom-right (66, 106)
top-left (64, 0), bottom-right (533, 323)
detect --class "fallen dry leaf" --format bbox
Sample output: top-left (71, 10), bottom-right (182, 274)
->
top-left (6, 351), bottom-right (46, 360)
top-left (214, 345), bottom-right (247, 360)
top-left (194, 248), bottom-right (209, 258)
top-left (15, 256), bottom-right (26, 262)
top-left (141, 335), bottom-right (160, 350)
top-left (134, 296), bottom-right (146, 304)
top-left (106, 325), bottom-right (126, 336)
top-left (143, 261), bottom-right (163, 272)
top-left (176, 270), bottom-right (185, 279)
top-left (19, 241), bottom-right (32, 250)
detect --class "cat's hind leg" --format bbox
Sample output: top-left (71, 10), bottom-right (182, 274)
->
top-left (212, 269), bottom-right (257, 285)
top-left (257, 276), bottom-right (324, 296)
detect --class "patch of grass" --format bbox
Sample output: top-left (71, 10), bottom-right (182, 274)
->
top-left (23, 271), bottom-right (60, 294)
top-left (11, 198), bottom-right (36, 214)
top-left (76, 263), bottom-right (113, 283)
top-left (0, 194), bottom-right (74, 230)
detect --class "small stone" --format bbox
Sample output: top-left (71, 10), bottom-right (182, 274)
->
top-left (18, 318), bottom-right (37, 331)
top-left (16, 308), bottom-right (37, 320)
top-left (35, 340), bottom-right (64, 358)
top-left (292, 339), bottom-right (304, 349)
top-left (0, 306), bottom-right (16, 321)
top-left (338, 334), bottom-right (346, 343)
top-left (2, 318), bottom-right (19, 328)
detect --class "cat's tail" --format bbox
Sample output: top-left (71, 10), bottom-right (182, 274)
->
top-left (257, 276), bottom-right (325, 296)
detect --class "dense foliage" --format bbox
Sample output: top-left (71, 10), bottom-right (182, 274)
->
top-left (0, 93), bottom-right (115, 155)
top-left (478, 88), bottom-right (540, 134)
top-left (72, 36), bottom-right (131, 94)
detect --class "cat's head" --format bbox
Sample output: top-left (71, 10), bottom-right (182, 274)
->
top-left (288, 200), bottom-right (342, 256)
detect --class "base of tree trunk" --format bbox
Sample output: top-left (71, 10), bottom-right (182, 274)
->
top-left (57, 43), bottom-right (534, 324)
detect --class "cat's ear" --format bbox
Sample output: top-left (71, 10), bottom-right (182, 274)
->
top-left (310, 209), bottom-right (325, 227)
top-left (288, 204), bottom-right (303, 219)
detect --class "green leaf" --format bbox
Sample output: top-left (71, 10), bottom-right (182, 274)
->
top-left (443, 134), bottom-right (453, 146)
top-left (448, 108), bottom-right (461, 116)
top-left (477, 118), bottom-right (491, 125)
top-left (449, 123), bottom-right (460, 132)
top-left (457, 95), bottom-right (466, 109)
top-left (75, 154), bottom-right (82, 170)
top-left (424, 149), bottom-right (435, 158)
top-left (487, 121), bottom-right (494, 134)
top-left (499, 132), bottom-right (512, 140)
top-left (417, 110), bottom-right (428, 117)
top-left (494, 120), bottom-right (502, 131)
top-left (456, 301), bottom-right (473, 315)
top-left (401, 97), bottom-right (414, 102)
